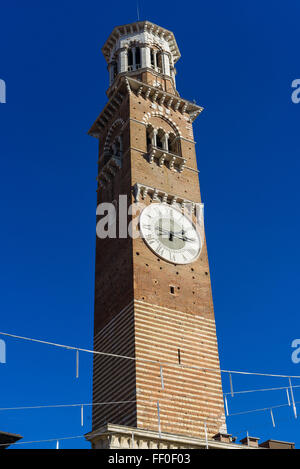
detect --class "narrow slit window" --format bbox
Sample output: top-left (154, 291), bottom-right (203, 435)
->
top-left (178, 348), bottom-right (181, 364)
top-left (170, 286), bottom-right (175, 294)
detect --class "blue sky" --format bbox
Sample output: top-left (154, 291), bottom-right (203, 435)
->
top-left (0, 0), bottom-right (300, 449)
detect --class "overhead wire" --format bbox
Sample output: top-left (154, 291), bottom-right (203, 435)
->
top-left (1, 330), bottom-right (300, 379)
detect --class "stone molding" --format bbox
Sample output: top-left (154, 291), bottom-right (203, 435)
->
top-left (133, 182), bottom-right (203, 217)
top-left (85, 423), bottom-right (253, 450)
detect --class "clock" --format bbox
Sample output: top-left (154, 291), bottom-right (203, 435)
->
top-left (139, 203), bottom-right (201, 264)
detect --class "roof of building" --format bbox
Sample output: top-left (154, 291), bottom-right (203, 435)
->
top-left (0, 431), bottom-right (22, 450)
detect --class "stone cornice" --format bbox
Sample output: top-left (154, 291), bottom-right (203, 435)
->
top-left (88, 78), bottom-right (129, 138)
top-left (132, 183), bottom-right (203, 216)
top-left (102, 21), bottom-right (181, 65)
top-left (127, 76), bottom-right (203, 121)
top-left (85, 423), bottom-right (256, 449)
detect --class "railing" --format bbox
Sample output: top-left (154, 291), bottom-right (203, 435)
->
top-left (147, 145), bottom-right (186, 173)
top-left (150, 65), bottom-right (162, 73)
top-left (127, 64), bottom-right (141, 72)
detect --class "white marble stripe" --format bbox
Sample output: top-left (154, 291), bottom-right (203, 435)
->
top-left (135, 345), bottom-right (220, 365)
top-left (135, 363), bottom-right (222, 383)
top-left (134, 299), bottom-right (216, 323)
top-left (135, 318), bottom-right (217, 338)
top-left (93, 362), bottom-right (136, 392)
top-left (94, 301), bottom-right (134, 339)
top-left (135, 307), bottom-right (216, 334)
top-left (135, 329), bottom-right (219, 350)
top-left (136, 373), bottom-right (222, 390)
top-left (136, 388), bottom-right (224, 405)
top-left (134, 308), bottom-right (217, 334)
top-left (134, 317), bottom-right (218, 340)
top-left (94, 324), bottom-right (135, 351)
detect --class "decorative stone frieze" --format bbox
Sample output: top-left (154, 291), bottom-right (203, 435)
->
top-left (147, 145), bottom-right (186, 172)
top-left (133, 182), bottom-right (203, 217)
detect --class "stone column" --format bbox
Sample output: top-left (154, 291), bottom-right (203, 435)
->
top-left (171, 67), bottom-right (176, 87)
top-left (141, 45), bottom-right (151, 68)
top-left (162, 133), bottom-right (169, 151)
top-left (162, 52), bottom-right (170, 76)
top-left (119, 48), bottom-right (128, 73)
top-left (152, 129), bottom-right (157, 147)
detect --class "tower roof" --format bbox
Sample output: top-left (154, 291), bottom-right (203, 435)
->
top-left (102, 21), bottom-right (181, 65)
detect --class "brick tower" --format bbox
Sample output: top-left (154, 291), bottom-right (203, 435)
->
top-left (86, 21), bottom-right (227, 449)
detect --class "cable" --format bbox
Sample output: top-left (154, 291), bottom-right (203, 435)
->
top-left (228, 398), bottom-right (300, 417)
top-left (0, 433), bottom-right (86, 447)
top-left (0, 397), bottom-right (298, 447)
top-left (0, 383), bottom-right (299, 413)
top-left (224, 384), bottom-right (300, 397)
top-left (0, 400), bottom-right (137, 412)
top-left (4, 398), bottom-right (300, 448)
top-left (1, 330), bottom-right (300, 379)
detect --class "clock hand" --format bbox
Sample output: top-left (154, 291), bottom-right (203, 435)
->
top-left (156, 227), bottom-right (175, 241)
top-left (156, 227), bottom-right (173, 234)
top-left (156, 227), bottom-right (196, 243)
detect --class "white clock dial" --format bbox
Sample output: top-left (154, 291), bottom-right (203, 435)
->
top-left (139, 203), bottom-right (201, 264)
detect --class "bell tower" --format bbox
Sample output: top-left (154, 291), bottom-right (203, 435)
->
top-left (86, 21), bottom-right (227, 449)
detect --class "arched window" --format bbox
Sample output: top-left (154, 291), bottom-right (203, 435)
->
top-left (106, 134), bottom-right (123, 163)
top-left (127, 46), bottom-right (142, 71)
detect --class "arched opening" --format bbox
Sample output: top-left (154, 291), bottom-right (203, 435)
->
top-left (135, 47), bottom-right (141, 69)
top-left (105, 134), bottom-right (123, 164)
top-left (128, 49), bottom-right (133, 71)
top-left (168, 133), bottom-right (180, 155)
top-left (146, 125), bottom-right (153, 151)
top-left (112, 62), bottom-right (118, 79)
top-left (156, 129), bottom-right (165, 150)
top-left (150, 49), bottom-right (155, 69)
top-left (157, 52), bottom-right (163, 73)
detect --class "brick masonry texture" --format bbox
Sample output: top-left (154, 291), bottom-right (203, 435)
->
top-left (92, 65), bottom-right (226, 438)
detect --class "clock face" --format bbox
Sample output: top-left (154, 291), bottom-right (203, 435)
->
top-left (139, 203), bottom-right (201, 264)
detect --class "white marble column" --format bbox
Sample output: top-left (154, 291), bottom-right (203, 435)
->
top-left (152, 129), bottom-right (157, 147)
top-left (162, 52), bottom-right (170, 76)
top-left (162, 133), bottom-right (169, 151)
top-left (120, 48), bottom-right (128, 72)
top-left (141, 46), bottom-right (151, 68)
